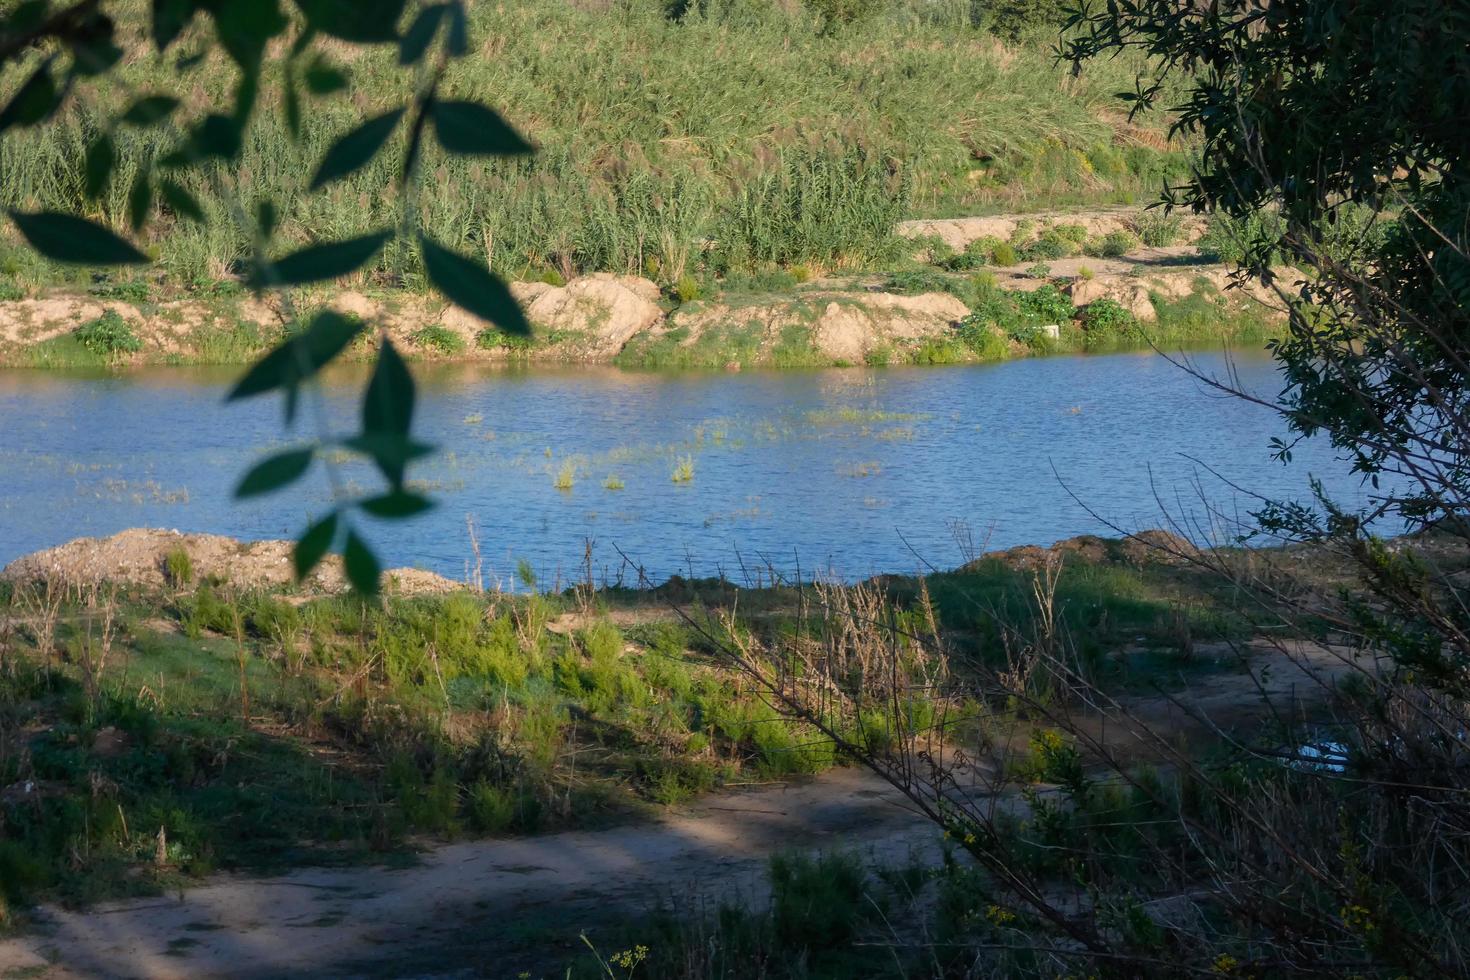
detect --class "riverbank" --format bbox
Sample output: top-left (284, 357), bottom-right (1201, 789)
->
top-left (0, 525), bottom-right (1348, 904)
top-left (0, 207), bottom-right (1287, 372)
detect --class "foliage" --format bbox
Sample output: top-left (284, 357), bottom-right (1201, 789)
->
top-left (1132, 210), bottom-right (1181, 247)
top-left (1079, 297), bottom-right (1140, 345)
top-left (74, 309), bottom-right (141, 356)
top-left (1084, 229), bottom-right (1139, 258)
top-left (0, 0), bottom-right (535, 594)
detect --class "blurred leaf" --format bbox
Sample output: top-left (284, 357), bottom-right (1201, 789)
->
top-left (303, 55), bottom-right (348, 94)
top-left (0, 60), bottom-right (58, 133)
top-left (8, 211), bottom-right (148, 265)
top-left (419, 232), bottom-right (530, 333)
top-left (254, 230), bottom-right (391, 287)
top-left (229, 310), bottom-right (366, 401)
top-left (294, 512), bottom-right (338, 580)
top-left (8, 1), bottom-right (49, 33)
top-left (342, 530), bottom-right (381, 595)
top-left (310, 110), bottom-right (403, 189)
top-left (430, 100), bottom-right (533, 156)
top-left (159, 179), bottom-right (204, 223)
top-left (340, 433), bottom-right (433, 470)
top-left (235, 448), bottom-right (314, 498)
top-left (84, 134), bottom-right (115, 200)
top-left (195, 113), bottom-right (243, 159)
top-left (362, 340), bottom-right (416, 485)
top-left (121, 94), bottom-right (180, 126)
top-left (127, 170), bottom-right (152, 231)
top-left (362, 339), bottom-right (414, 437)
top-left (399, 3), bottom-right (447, 64)
top-left (295, 0), bottom-right (406, 43)
top-left (360, 491), bottom-right (433, 517)
top-left (284, 70), bottom-right (302, 137)
top-left (257, 200), bottom-right (278, 240)
top-left (151, 0), bottom-right (198, 51)
top-left (209, 1), bottom-right (287, 71)
top-left (446, 0), bottom-right (468, 56)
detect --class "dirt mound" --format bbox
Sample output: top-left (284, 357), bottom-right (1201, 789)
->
top-left (897, 208), bottom-right (1207, 253)
top-left (1, 529), bottom-right (461, 596)
top-left (522, 274), bottom-right (664, 359)
top-left (1067, 267), bottom-right (1291, 321)
top-left (967, 530), bottom-right (1198, 573)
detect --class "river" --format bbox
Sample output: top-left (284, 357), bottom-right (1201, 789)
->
top-left (0, 349), bottom-right (1381, 586)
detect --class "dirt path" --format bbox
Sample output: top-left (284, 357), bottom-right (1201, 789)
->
top-left (0, 768), bottom-right (940, 979)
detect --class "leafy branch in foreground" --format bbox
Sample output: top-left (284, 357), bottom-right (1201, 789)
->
top-left (0, 0), bottom-right (535, 593)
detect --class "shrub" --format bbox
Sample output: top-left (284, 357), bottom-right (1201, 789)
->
top-left (1133, 210), bottom-right (1183, 247)
top-left (671, 273), bottom-right (704, 303)
top-left (1016, 284), bottom-right (1075, 324)
top-left (990, 242), bottom-right (1019, 266)
top-left (465, 781), bottom-right (516, 834)
top-left (1085, 230), bottom-right (1141, 258)
top-left (1024, 262), bottom-right (1052, 280)
top-left (75, 309), bottom-right (142, 357)
top-left (410, 325), bottom-right (466, 354)
top-left (1021, 228), bottom-right (1076, 260)
top-left (1082, 297), bottom-right (1143, 343)
top-left (0, 280), bottom-right (23, 301)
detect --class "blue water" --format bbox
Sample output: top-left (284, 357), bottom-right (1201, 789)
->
top-left (0, 350), bottom-right (1383, 586)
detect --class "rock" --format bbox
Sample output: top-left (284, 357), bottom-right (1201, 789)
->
top-left (524, 274), bottom-right (663, 359)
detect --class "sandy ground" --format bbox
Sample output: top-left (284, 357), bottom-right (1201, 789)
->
top-left (0, 768), bottom-right (939, 979)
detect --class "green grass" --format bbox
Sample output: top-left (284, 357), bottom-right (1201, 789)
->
top-left (0, 0), bottom-right (1183, 297)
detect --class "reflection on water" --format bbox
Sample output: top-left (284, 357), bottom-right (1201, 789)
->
top-left (0, 351), bottom-right (1384, 584)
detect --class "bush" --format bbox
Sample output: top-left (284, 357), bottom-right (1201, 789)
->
top-left (1021, 228), bottom-right (1077, 260)
top-left (1084, 230), bottom-right (1141, 257)
top-left (1016, 283), bottom-right (1075, 324)
top-left (0, 280), bottom-right (23, 301)
top-left (1133, 210), bottom-right (1182, 247)
top-left (75, 309), bottom-right (142, 357)
top-left (410, 325), bottom-right (466, 354)
top-left (164, 548), bottom-right (193, 588)
top-left (990, 241), bottom-right (1019, 266)
top-left (671, 273), bottom-right (705, 303)
top-left (1081, 297), bottom-right (1142, 343)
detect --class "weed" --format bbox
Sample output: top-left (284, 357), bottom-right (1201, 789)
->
top-left (476, 327), bottom-right (534, 352)
top-left (990, 241), bottom-right (1019, 266)
top-left (553, 460), bottom-right (576, 491)
top-left (410, 325), bottom-right (467, 355)
top-left (671, 455), bottom-right (695, 483)
top-left (1134, 210), bottom-right (1183, 247)
top-left (1024, 262), bottom-right (1052, 280)
top-left (164, 548), bottom-right (193, 588)
top-left (602, 474), bottom-right (625, 490)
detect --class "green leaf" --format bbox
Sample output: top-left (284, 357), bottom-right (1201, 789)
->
top-left (159, 179), bottom-right (204, 223)
top-left (363, 339), bottom-right (414, 437)
top-left (284, 72), bottom-right (302, 138)
top-left (303, 55), bottom-right (348, 95)
top-left (399, 3), bottom-right (447, 64)
top-left (0, 60), bottom-right (58, 133)
top-left (85, 134), bottom-right (116, 201)
top-left (359, 491), bottom-right (433, 518)
top-left (8, 211), bottom-right (148, 265)
top-left (430, 100), bottom-right (533, 156)
top-left (228, 309), bottom-right (366, 401)
top-left (294, 512), bottom-right (338, 580)
top-left (235, 448), bottom-right (314, 498)
top-left (419, 233), bottom-right (530, 333)
top-left (446, 1), bottom-right (468, 56)
top-left (209, 1), bottom-right (288, 71)
top-left (310, 110), bottom-right (403, 190)
top-left (151, 0), bottom-right (198, 51)
top-left (295, 0), bottom-right (405, 43)
top-left (254, 231), bottom-right (391, 288)
top-left (342, 530), bottom-right (381, 595)
top-left (127, 170), bottom-right (152, 232)
top-left (340, 433), bottom-right (434, 469)
top-left (121, 94), bottom-right (181, 127)
top-left (362, 340), bottom-right (416, 486)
